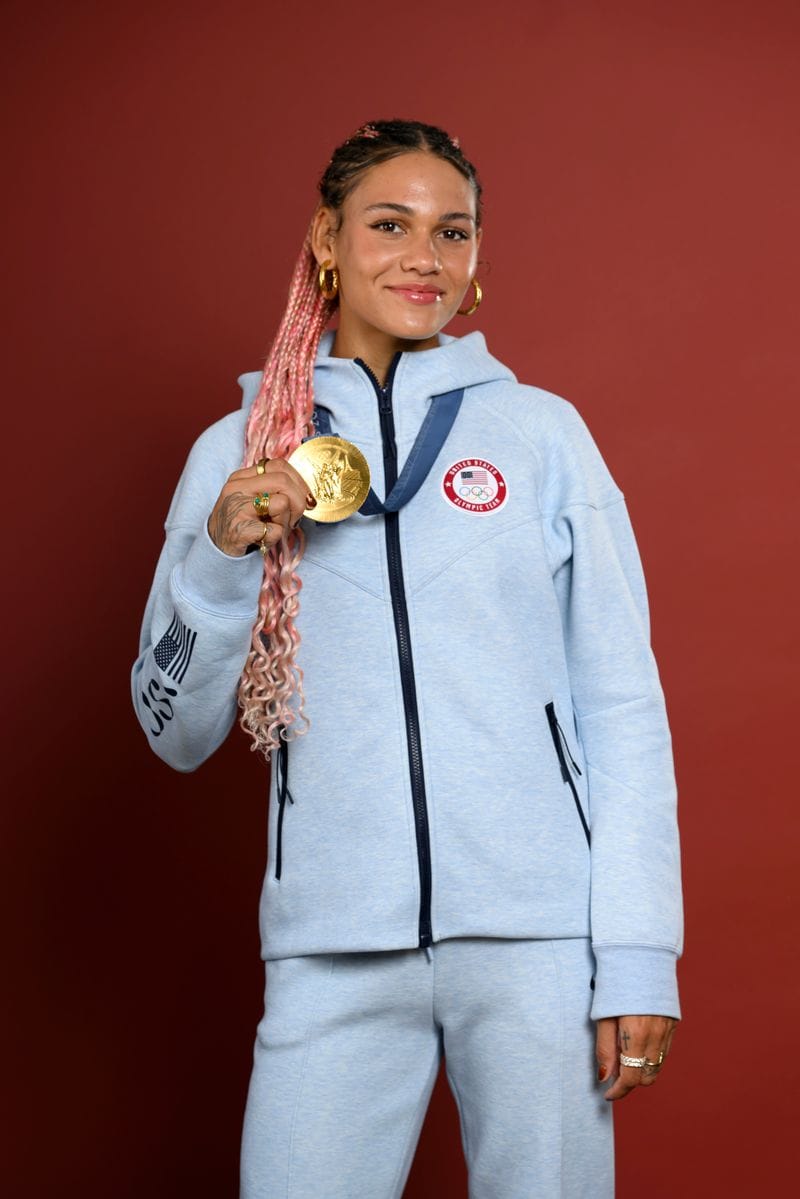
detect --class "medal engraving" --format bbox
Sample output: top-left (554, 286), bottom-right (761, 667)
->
top-left (288, 436), bottom-right (371, 523)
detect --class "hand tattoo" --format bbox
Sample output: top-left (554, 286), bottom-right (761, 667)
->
top-left (209, 492), bottom-right (259, 555)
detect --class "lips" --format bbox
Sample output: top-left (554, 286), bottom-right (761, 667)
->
top-left (387, 285), bottom-right (445, 305)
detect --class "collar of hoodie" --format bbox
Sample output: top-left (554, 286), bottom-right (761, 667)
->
top-left (238, 328), bottom-right (517, 452)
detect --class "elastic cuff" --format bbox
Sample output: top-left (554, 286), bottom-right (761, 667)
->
top-left (174, 521), bottom-right (263, 616)
top-left (590, 945), bottom-right (681, 1020)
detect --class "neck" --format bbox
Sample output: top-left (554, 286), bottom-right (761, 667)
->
top-left (331, 320), bottom-right (440, 388)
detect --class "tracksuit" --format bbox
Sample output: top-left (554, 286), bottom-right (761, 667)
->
top-left (132, 328), bottom-right (683, 1197)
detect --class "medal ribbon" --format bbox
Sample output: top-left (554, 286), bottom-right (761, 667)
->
top-left (312, 388), bottom-right (464, 514)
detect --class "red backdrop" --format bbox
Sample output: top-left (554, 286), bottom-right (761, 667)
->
top-left (3, 1), bottom-right (798, 1195)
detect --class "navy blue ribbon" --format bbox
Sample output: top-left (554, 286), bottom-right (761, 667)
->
top-left (312, 388), bottom-right (464, 515)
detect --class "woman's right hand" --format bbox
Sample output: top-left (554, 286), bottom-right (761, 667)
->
top-left (207, 459), bottom-right (314, 557)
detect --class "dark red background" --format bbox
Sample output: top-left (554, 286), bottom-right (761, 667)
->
top-left (3, 1), bottom-right (798, 1195)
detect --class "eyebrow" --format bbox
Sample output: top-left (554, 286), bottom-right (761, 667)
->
top-left (364, 202), bottom-right (475, 224)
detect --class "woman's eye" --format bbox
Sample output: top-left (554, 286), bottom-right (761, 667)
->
top-left (369, 221), bottom-right (470, 241)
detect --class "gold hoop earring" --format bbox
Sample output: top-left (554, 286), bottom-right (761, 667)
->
top-left (318, 260), bottom-right (339, 301)
top-left (457, 277), bottom-right (482, 316)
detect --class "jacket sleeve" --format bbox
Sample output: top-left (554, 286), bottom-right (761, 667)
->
top-left (131, 418), bottom-right (264, 772)
top-left (540, 399), bottom-right (684, 1020)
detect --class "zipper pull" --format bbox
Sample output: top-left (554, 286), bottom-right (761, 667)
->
top-left (555, 718), bottom-right (582, 775)
top-left (379, 386), bottom-right (392, 414)
top-left (545, 703), bottom-right (571, 781)
top-left (277, 739), bottom-right (295, 805)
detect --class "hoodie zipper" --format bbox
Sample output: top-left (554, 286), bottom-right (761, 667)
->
top-left (544, 701), bottom-right (591, 847)
top-left (355, 354), bottom-right (433, 949)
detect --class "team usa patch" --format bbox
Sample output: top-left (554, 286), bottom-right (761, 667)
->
top-left (442, 459), bottom-right (508, 514)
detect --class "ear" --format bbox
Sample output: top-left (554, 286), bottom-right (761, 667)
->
top-left (310, 206), bottom-right (339, 268)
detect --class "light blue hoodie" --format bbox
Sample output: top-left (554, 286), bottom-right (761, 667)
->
top-left (131, 329), bottom-right (683, 1020)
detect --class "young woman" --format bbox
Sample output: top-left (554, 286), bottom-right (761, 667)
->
top-left (132, 119), bottom-right (683, 1198)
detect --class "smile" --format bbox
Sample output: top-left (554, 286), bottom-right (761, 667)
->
top-left (386, 286), bottom-right (444, 306)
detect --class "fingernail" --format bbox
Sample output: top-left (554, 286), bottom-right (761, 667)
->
top-left (306, 493), bottom-right (317, 508)
top-left (597, 1064), bottom-right (608, 1082)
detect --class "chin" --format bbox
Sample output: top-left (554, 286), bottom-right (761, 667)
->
top-left (386, 313), bottom-right (450, 342)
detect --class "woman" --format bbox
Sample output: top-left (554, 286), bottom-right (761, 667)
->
top-left (132, 119), bottom-right (683, 1198)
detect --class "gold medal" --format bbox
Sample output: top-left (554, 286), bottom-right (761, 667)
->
top-left (288, 436), bottom-right (371, 523)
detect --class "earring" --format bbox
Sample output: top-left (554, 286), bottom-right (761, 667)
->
top-left (457, 277), bottom-right (482, 316)
top-left (318, 260), bottom-right (339, 300)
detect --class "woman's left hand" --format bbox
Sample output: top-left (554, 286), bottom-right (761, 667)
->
top-left (595, 1015), bottom-right (678, 1101)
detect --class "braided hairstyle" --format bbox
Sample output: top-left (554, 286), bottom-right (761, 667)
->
top-left (239, 119), bottom-right (482, 759)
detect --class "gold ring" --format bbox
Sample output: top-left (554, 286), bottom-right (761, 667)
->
top-left (256, 458), bottom-right (268, 475)
top-left (253, 491), bottom-right (271, 516)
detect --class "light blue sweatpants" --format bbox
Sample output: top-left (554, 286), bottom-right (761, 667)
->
top-left (240, 937), bottom-right (613, 1198)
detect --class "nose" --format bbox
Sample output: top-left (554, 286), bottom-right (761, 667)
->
top-left (400, 231), bottom-right (442, 274)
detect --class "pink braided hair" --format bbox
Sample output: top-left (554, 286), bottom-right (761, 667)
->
top-left (238, 225), bottom-right (334, 757)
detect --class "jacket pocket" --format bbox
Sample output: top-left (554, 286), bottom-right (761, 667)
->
top-left (545, 701), bottom-right (591, 847)
top-left (274, 740), bottom-right (294, 881)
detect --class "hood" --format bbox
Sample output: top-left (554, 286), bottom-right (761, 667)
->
top-left (237, 329), bottom-right (516, 452)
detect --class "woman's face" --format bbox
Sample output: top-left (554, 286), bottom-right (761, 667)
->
top-left (313, 151), bottom-right (482, 350)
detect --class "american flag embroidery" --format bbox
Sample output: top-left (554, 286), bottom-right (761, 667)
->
top-left (460, 469), bottom-right (488, 484)
top-left (153, 613), bottom-right (197, 684)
